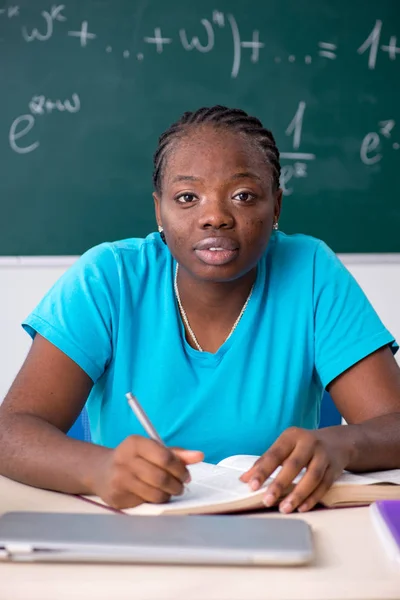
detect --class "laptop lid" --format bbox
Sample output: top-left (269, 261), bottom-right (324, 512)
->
top-left (0, 512), bottom-right (314, 566)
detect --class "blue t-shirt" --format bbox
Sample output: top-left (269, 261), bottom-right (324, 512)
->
top-left (23, 232), bottom-right (397, 463)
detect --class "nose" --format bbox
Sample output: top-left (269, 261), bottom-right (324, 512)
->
top-left (197, 197), bottom-right (235, 230)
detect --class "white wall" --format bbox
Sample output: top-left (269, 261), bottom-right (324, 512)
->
top-left (0, 258), bottom-right (75, 401)
top-left (0, 255), bottom-right (399, 402)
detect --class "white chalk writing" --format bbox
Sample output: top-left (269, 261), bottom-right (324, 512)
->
top-left (361, 120), bottom-right (398, 165)
top-left (9, 115), bottom-right (39, 154)
top-left (68, 21), bottom-right (96, 47)
top-left (22, 5), bottom-right (66, 42)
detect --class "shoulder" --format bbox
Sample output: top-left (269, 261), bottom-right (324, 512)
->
top-left (74, 232), bottom-right (170, 279)
top-left (50, 232), bottom-right (171, 310)
top-left (270, 230), bottom-right (323, 254)
top-left (268, 230), bottom-right (328, 272)
top-left (270, 230), bottom-right (344, 267)
top-left (265, 231), bottom-right (350, 301)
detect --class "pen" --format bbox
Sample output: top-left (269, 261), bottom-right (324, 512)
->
top-left (125, 392), bottom-right (166, 446)
top-left (125, 392), bottom-right (191, 492)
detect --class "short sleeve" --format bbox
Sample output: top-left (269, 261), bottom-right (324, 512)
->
top-left (313, 241), bottom-right (398, 388)
top-left (22, 243), bottom-right (120, 382)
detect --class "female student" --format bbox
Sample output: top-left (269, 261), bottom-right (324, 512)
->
top-left (1, 106), bottom-right (400, 515)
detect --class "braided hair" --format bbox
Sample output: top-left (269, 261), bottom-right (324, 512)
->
top-left (153, 105), bottom-right (281, 194)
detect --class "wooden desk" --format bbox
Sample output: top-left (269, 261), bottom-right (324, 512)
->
top-left (0, 475), bottom-right (399, 600)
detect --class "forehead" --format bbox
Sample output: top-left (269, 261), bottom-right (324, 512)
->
top-left (163, 125), bottom-right (271, 184)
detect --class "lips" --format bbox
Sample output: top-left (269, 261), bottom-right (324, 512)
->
top-left (194, 237), bottom-right (239, 251)
top-left (194, 237), bottom-right (239, 266)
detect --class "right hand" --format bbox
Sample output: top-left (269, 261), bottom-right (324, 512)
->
top-left (91, 435), bottom-right (204, 509)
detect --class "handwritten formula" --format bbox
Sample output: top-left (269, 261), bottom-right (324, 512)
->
top-left (2, 3), bottom-right (399, 197)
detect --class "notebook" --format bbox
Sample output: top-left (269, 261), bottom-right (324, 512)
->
top-left (83, 454), bottom-right (400, 516)
top-left (0, 512), bottom-right (314, 566)
top-left (370, 500), bottom-right (400, 565)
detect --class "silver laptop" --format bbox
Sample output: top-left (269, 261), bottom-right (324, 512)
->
top-left (0, 512), bottom-right (314, 566)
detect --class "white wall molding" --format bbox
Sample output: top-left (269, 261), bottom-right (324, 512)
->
top-left (0, 256), bottom-right (79, 267)
top-left (0, 254), bottom-right (400, 268)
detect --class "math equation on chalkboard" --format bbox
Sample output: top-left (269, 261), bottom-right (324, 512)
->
top-left (1, 1), bottom-right (399, 197)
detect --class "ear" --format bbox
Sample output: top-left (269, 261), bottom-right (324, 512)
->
top-left (274, 188), bottom-right (283, 222)
top-left (153, 192), bottom-right (162, 228)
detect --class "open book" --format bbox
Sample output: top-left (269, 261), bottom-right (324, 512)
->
top-left (83, 455), bottom-right (400, 516)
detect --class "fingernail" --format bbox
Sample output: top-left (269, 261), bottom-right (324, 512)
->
top-left (263, 493), bottom-right (275, 507)
top-left (279, 501), bottom-right (292, 514)
top-left (250, 478), bottom-right (260, 491)
top-left (184, 473), bottom-right (191, 484)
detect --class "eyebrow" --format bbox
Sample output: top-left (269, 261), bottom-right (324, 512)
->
top-left (230, 171), bottom-right (263, 182)
top-left (171, 175), bottom-right (202, 183)
top-left (171, 172), bottom-right (262, 184)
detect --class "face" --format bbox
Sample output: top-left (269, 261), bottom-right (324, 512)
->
top-left (154, 125), bottom-right (282, 283)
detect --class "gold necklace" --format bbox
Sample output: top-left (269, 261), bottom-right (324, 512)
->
top-left (174, 264), bottom-right (255, 352)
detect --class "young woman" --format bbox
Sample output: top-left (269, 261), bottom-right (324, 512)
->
top-left (1, 106), bottom-right (400, 514)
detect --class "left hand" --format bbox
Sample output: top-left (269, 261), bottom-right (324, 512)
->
top-left (240, 426), bottom-right (352, 513)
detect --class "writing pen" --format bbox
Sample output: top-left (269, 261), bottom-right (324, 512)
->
top-left (125, 392), bottom-right (166, 446)
top-left (125, 392), bottom-right (191, 491)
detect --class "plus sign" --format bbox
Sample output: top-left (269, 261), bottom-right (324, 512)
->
top-left (241, 30), bottom-right (264, 63)
top-left (144, 27), bottom-right (172, 53)
top-left (1, 5), bottom-right (20, 18)
top-left (8, 6), bottom-right (20, 18)
top-left (68, 21), bottom-right (97, 47)
top-left (381, 36), bottom-right (400, 60)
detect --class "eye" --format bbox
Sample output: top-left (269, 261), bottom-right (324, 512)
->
top-left (233, 191), bottom-right (256, 202)
top-left (175, 193), bottom-right (197, 203)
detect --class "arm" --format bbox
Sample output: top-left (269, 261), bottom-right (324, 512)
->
top-left (242, 241), bottom-right (400, 511)
top-left (0, 334), bottom-right (99, 493)
top-left (324, 344), bottom-right (400, 471)
top-left (241, 346), bottom-right (400, 513)
top-left (0, 335), bottom-right (202, 505)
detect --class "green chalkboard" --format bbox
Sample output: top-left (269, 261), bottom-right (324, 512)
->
top-left (1, 0), bottom-right (399, 255)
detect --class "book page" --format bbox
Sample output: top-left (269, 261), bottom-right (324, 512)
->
top-left (216, 456), bottom-right (308, 483)
top-left (83, 461), bottom-right (400, 516)
top-left (218, 456), bottom-right (400, 487)
top-left (335, 469), bottom-right (400, 486)
top-left (82, 461), bottom-right (275, 516)
top-left (157, 462), bottom-right (271, 512)
top-left (217, 454), bottom-right (260, 472)
top-left (365, 469), bottom-right (400, 484)
top-left (185, 461), bottom-right (269, 496)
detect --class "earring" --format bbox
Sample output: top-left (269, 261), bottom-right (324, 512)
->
top-left (158, 225), bottom-right (167, 244)
top-left (273, 220), bottom-right (279, 231)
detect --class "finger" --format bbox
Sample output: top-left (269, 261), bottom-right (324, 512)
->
top-left (277, 455), bottom-right (330, 513)
top-left (133, 456), bottom-right (185, 497)
top-left (292, 466), bottom-right (336, 513)
top-left (102, 466), bottom-right (171, 510)
top-left (296, 466), bottom-right (337, 513)
top-left (262, 442), bottom-right (316, 507)
top-left (240, 432), bottom-right (297, 490)
top-left (172, 449), bottom-right (205, 464)
top-left (134, 438), bottom-right (191, 483)
top-left (172, 450), bottom-right (204, 482)
top-left (126, 472), bottom-right (173, 506)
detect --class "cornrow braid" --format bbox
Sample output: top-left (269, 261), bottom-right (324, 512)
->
top-left (153, 105), bottom-right (281, 194)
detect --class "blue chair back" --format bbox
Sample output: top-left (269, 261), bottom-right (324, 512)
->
top-left (67, 408), bottom-right (91, 442)
top-left (319, 391), bottom-right (341, 427)
top-left (67, 393), bottom-right (340, 442)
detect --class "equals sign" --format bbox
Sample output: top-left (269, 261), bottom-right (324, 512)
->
top-left (318, 42), bottom-right (337, 59)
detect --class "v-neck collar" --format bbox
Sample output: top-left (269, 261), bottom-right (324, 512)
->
top-left (172, 254), bottom-right (266, 365)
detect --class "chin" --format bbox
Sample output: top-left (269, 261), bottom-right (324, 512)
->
top-left (189, 261), bottom-right (253, 283)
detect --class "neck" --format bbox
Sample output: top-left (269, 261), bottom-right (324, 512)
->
top-left (177, 266), bottom-right (256, 310)
top-left (175, 265), bottom-right (256, 352)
